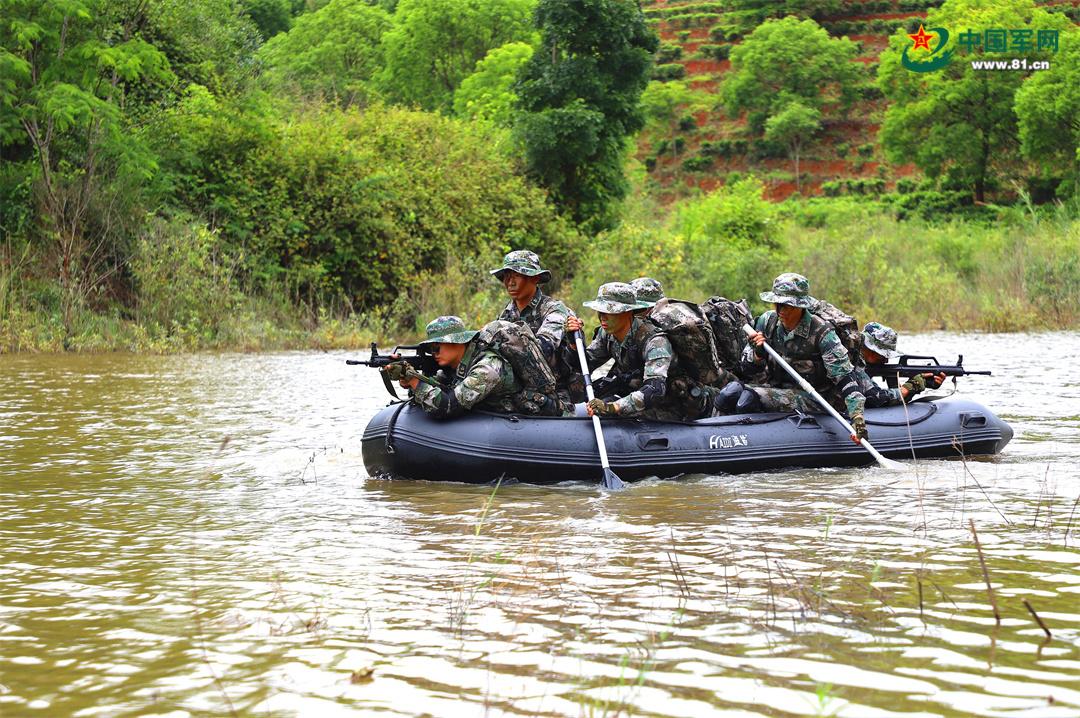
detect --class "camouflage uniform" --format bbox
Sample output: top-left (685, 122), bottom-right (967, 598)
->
top-left (574, 283), bottom-right (708, 421)
top-left (742, 274), bottom-right (866, 419)
top-left (492, 250), bottom-right (580, 401)
top-left (408, 316), bottom-right (549, 418)
top-left (632, 277), bottom-right (739, 394)
top-left (854, 321), bottom-right (921, 408)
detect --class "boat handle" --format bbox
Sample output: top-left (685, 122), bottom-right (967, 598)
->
top-left (636, 434), bottom-right (669, 451)
top-left (787, 414), bottom-right (820, 429)
top-left (960, 412), bottom-right (987, 428)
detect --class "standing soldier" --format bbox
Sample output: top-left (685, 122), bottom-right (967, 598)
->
top-left (854, 321), bottom-right (946, 407)
top-left (490, 250), bottom-right (579, 401)
top-left (741, 273), bottom-right (870, 440)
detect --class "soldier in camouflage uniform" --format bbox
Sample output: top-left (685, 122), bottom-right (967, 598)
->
top-left (385, 316), bottom-right (558, 419)
top-left (854, 321), bottom-right (945, 408)
top-left (588, 276), bottom-right (665, 398)
top-left (740, 273), bottom-right (869, 441)
top-left (564, 283), bottom-right (709, 421)
top-left (491, 250), bottom-right (580, 401)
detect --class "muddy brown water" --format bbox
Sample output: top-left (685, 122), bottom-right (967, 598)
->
top-left (1, 332), bottom-right (1079, 717)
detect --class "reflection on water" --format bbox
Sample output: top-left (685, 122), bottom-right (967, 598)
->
top-left (1, 334), bottom-right (1079, 717)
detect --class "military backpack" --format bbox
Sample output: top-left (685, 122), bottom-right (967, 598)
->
top-left (807, 299), bottom-right (863, 366)
top-left (473, 320), bottom-right (561, 416)
top-left (646, 298), bottom-right (725, 387)
top-left (700, 296), bottom-right (754, 371)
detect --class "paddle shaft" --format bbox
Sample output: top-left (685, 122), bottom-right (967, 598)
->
top-left (742, 324), bottom-right (904, 469)
top-left (575, 331), bottom-right (615, 471)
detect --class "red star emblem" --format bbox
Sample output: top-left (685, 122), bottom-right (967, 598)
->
top-left (908, 25), bottom-right (935, 51)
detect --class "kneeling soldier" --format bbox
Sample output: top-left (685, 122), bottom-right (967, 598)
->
top-left (385, 316), bottom-right (562, 419)
top-left (565, 283), bottom-right (709, 421)
top-left (741, 273), bottom-right (869, 441)
top-left (855, 321), bottom-right (946, 407)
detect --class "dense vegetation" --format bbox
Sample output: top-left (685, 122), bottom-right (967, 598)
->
top-left (1, 0), bottom-right (1078, 353)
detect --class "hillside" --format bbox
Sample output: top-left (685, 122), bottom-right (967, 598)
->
top-left (639, 0), bottom-right (1080, 201)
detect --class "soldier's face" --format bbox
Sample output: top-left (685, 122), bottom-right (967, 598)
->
top-left (776, 303), bottom-right (803, 330)
top-left (598, 311), bottom-right (632, 337)
top-left (502, 271), bottom-right (540, 301)
top-left (861, 346), bottom-right (886, 365)
top-left (432, 342), bottom-right (467, 368)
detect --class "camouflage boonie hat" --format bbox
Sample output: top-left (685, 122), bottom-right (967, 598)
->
top-left (583, 282), bottom-right (650, 314)
top-left (417, 316), bottom-right (478, 347)
top-left (862, 321), bottom-right (898, 358)
top-left (760, 272), bottom-right (815, 309)
top-left (630, 277), bottom-right (665, 307)
top-left (490, 250), bottom-right (552, 284)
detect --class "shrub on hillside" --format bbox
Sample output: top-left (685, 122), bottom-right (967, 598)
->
top-left (151, 91), bottom-right (578, 318)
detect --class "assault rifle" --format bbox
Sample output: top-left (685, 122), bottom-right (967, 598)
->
top-left (346, 342), bottom-right (441, 399)
top-left (864, 354), bottom-right (991, 388)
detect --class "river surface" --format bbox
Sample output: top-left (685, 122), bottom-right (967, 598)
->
top-left (1, 332), bottom-right (1079, 717)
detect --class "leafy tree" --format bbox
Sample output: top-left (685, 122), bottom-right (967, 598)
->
top-left (242, 0), bottom-right (292, 40)
top-left (764, 101), bottom-right (821, 193)
top-left (0, 0), bottom-right (173, 328)
top-left (722, 16), bottom-right (859, 132)
top-left (453, 41), bottom-right (533, 126)
top-left (1014, 26), bottom-right (1080, 196)
top-left (142, 0), bottom-right (262, 93)
top-left (515, 0), bottom-right (658, 232)
top-left (378, 0), bottom-right (536, 112)
top-left (878, 0), bottom-right (1071, 202)
top-left (257, 0), bottom-right (391, 106)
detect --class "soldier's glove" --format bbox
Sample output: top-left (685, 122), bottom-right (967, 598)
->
top-left (901, 373), bottom-right (927, 397)
top-left (851, 413), bottom-right (869, 443)
top-left (382, 361), bottom-right (418, 382)
top-left (587, 398), bottom-right (619, 417)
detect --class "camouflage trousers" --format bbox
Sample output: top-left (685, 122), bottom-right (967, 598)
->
top-left (747, 385), bottom-right (846, 415)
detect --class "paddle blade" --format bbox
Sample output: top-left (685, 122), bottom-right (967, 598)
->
top-left (602, 467), bottom-right (626, 491)
top-left (861, 440), bottom-right (908, 471)
top-left (877, 456), bottom-right (909, 472)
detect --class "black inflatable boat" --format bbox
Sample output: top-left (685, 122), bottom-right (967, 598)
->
top-left (361, 397), bottom-right (1013, 484)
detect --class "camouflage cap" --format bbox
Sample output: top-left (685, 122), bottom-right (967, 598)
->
top-left (862, 321), bottom-right (898, 358)
top-left (490, 250), bottom-right (552, 284)
top-left (759, 272), bottom-right (815, 309)
top-left (630, 277), bottom-right (665, 307)
top-left (583, 282), bottom-right (650, 314)
top-left (417, 315), bottom-right (478, 347)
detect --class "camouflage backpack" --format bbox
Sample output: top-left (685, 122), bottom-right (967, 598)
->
top-left (807, 298), bottom-right (863, 366)
top-left (700, 296), bottom-right (754, 371)
top-left (646, 299), bottom-right (724, 386)
top-left (473, 320), bottom-right (561, 416)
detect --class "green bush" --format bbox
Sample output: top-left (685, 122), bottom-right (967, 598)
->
top-left (151, 92), bottom-right (578, 320)
top-left (682, 155), bottom-right (714, 172)
top-left (657, 42), bottom-right (683, 63)
top-left (131, 216), bottom-right (244, 346)
top-left (652, 63), bottom-right (688, 81)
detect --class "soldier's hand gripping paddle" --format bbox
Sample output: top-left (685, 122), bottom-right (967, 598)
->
top-left (574, 330), bottom-right (626, 490)
top-left (741, 325), bottom-right (907, 471)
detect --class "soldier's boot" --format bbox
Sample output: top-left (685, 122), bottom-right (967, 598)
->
top-left (736, 388), bottom-right (764, 414)
top-left (714, 381), bottom-right (745, 414)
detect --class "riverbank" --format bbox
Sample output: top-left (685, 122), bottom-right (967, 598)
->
top-left (4, 189), bottom-right (1078, 353)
